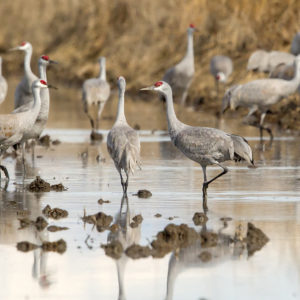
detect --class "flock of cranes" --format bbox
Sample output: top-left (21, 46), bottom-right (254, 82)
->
top-left (0, 26), bottom-right (299, 210)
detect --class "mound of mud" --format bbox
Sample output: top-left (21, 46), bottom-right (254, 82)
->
top-left (42, 205), bottom-right (68, 219)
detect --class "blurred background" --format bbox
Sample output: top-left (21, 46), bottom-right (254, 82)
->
top-left (0, 0), bottom-right (299, 131)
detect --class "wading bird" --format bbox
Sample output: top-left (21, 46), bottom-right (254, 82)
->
top-left (0, 80), bottom-right (50, 180)
top-left (162, 24), bottom-right (196, 105)
top-left (13, 55), bottom-right (58, 155)
top-left (141, 81), bottom-right (253, 211)
top-left (210, 55), bottom-right (233, 95)
top-left (82, 57), bottom-right (110, 140)
top-left (107, 77), bottom-right (141, 195)
top-left (0, 57), bottom-right (8, 105)
top-left (223, 55), bottom-right (300, 141)
top-left (10, 41), bottom-right (38, 108)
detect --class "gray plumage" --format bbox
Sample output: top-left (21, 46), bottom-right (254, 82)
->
top-left (291, 32), bottom-right (300, 55)
top-left (13, 55), bottom-right (57, 140)
top-left (141, 81), bottom-right (253, 211)
top-left (0, 80), bottom-right (47, 179)
top-left (82, 57), bottom-right (110, 135)
top-left (210, 55), bottom-right (233, 82)
top-left (223, 55), bottom-right (300, 140)
top-left (162, 25), bottom-right (196, 105)
top-left (107, 76), bottom-right (141, 194)
top-left (10, 42), bottom-right (39, 108)
top-left (269, 62), bottom-right (295, 80)
top-left (247, 50), bottom-right (295, 72)
top-left (0, 57), bottom-right (8, 105)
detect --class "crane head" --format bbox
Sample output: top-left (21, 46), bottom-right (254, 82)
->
top-left (216, 72), bottom-right (226, 82)
top-left (9, 41), bottom-right (32, 52)
top-left (140, 81), bottom-right (171, 94)
top-left (40, 55), bottom-right (59, 65)
top-left (117, 76), bottom-right (126, 90)
top-left (188, 24), bottom-right (198, 33)
top-left (32, 79), bottom-right (58, 90)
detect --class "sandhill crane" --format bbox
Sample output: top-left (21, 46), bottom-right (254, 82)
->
top-left (210, 55), bottom-right (233, 95)
top-left (269, 62), bottom-right (295, 80)
top-left (82, 57), bottom-right (110, 140)
top-left (0, 57), bottom-right (8, 105)
top-left (0, 80), bottom-right (49, 180)
top-left (291, 32), bottom-right (300, 55)
top-left (10, 41), bottom-right (38, 108)
top-left (141, 81), bottom-right (253, 211)
top-left (162, 24), bottom-right (196, 105)
top-left (107, 77), bottom-right (141, 195)
top-left (222, 55), bottom-right (300, 141)
top-left (13, 55), bottom-right (58, 153)
top-left (247, 50), bottom-right (295, 73)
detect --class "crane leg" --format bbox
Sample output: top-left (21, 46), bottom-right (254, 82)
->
top-left (124, 173), bottom-right (129, 195)
top-left (0, 165), bottom-right (9, 181)
top-left (21, 143), bottom-right (26, 177)
top-left (202, 164), bottom-right (228, 211)
top-left (96, 102), bottom-right (105, 131)
top-left (119, 172), bottom-right (125, 194)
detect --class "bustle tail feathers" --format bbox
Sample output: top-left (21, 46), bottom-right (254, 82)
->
top-left (230, 134), bottom-right (254, 166)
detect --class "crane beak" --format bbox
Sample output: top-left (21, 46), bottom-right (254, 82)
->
top-left (8, 46), bottom-right (20, 52)
top-left (47, 84), bottom-right (58, 90)
top-left (140, 86), bottom-right (154, 91)
top-left (49, 59), bottom-right (59, 64)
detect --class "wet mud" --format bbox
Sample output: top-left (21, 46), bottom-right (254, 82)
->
top-left (47, 225), bottom-right (69, 232)
top-left (101, 241), bottom-right (123, 259)
top-left (246, 222), bottom-right (269, 257)
top-left (97, 198), bottom-right (111, 205)
top-left (17, 239), bottom-right (67, 254)
top-left (193, 212), bottom-right (208, 226)
top-left (135, 190), bottom-right (152, 198)
top-left (27, 176), bottom-right (67, 192)
top-left (82, 211), bottom-right (113, 232)
top-left (18, 216), bottom-right (48, 232)
top-left (130, 214), bottom-right (143, 228)
top-left (42, 205), bottom-right (68, 219)
top-left (38, 135), bottom-right (61, 147)
top-left (125, 244), bottom-right (152, 259)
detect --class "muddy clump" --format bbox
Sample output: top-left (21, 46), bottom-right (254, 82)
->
top-left (28, 176), bottom-right (51, 192)
top-left (98, 198), bottom-right (111, 205)
top-left (136, 189), bottom-right (152, 198)
top-left (246, 222), bottom-right (269, 257)
top-left (90, 131), bottom-right (103, 141)
top-left (198, 250), bottom-right (212, 262)
top-left (193, 212), bottom-right (208, 226)
top-left (82, 211), bottom-right (113, 232)
top-left (42, 205), bottom-right (68, 219)
top-left (101, 241), bottom-right (123, 259)
top-left (200, 231), bottom-right (219, 248)
top-left (17, 241), bottom-right (39, 252)
top-left (125, 244), bottom-right (152, 259)
top-left (28, 176), bottom-right (67, 192)
top-left (154, 213), bottom-right (162, 218)
top-left (151, 224), bottom-right (199, 258)
top-left (39, 135), bottom-right (51, 147)
top-left (41, 239), bottom-right (67, 254)
top-left (18, 216), bottom-right (48, 231)
top-left (47, 225), bottom-right (69, 232)
top-left (130, 214), bottom-right (143, 228)
top-left (109, 224), bottom-right (119, 233)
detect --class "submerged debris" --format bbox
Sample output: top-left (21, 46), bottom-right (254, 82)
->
top-left (154, 213), bottom-right (162, 218)
top-left (39, 135), bottom-right (61, 147)
top-left (151, 224), bottom-right (199, 258)
top-left (47, 225), bottom-right (69, 232)
top-left (125, 244), bottom-right (152, 259)
top-left (98, 198), bottom-right (111, 205)
top-left (41, 239), bottom-right (67, 254)
top-left (246, 222), bottom-right (269, 257)
top-left (82, 211), bottom-right (113, 232)
top-left (17, 239), bottom-right (67, 254)
top-left (200, 231), bottom-right (219, 248)
top-left (17, 241), bottom-right (39, 252)
top-left (130, 214), bottom-right (143, 228)
top-left (18, 216), bottom-right (48, 231)
top-left (42, 205), bottom-right (68, 219)
top-left (109, 224), bottom-right (119, 233)
top-left (136, 189), bottom-right (152, 198)
top-left (27, 176), bottom-right (67, 192)
top-left (198, 250), bottom-right (212, 262)
top-left (101, 241), bottom-right (123, 259)
top-left (193, 212), bottom-right (208, 226)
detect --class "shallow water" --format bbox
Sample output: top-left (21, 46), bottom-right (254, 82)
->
top-left (0, 82), bottom-right (300, 300)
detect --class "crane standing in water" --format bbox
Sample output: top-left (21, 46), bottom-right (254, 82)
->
top-left (141, 81), bottom-right (253, 211)
top-left (107, 77), bottom-right (141, 195)
top-left (162, 24), bottom-right (196, 105)
top-left (0, 57), bottom-right (8, 105)
top-left (222, 55), bottom-right (300, 141)
top-left (82, 57), bottom-right (110, 140)
top-left (0, 80), bottom-right (50, 180)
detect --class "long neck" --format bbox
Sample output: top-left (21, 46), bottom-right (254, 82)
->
top-left (184, 31), bottom-right (194, 62)
top-left (163, 89), bottom-right (183, 136)
top-left (31, 87), bottom-right (42, 116)
top-left (0, 57), bottom-right (2, 76)
top-left (99, 59), bottom-right (106, 81)
top-left (292, 60), bottom-right (300, 85)
top-left (38, 63), bottom-right (47, 81)
top-left (24, 46), bottom-right (33, 77)
top-left (116, 87), bottom-right (126, 123)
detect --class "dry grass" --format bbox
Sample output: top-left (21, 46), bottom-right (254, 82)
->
top-left (0, 0), bottom-right (300, 100)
